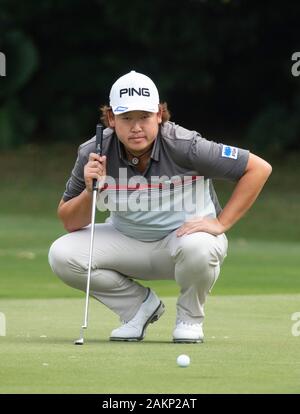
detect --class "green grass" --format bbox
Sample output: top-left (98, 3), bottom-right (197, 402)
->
top-left (1, 295), bottom-right (300, 393)
top-left (0, 145), bottom-right (300, 394)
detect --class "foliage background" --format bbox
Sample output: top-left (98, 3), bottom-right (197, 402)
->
top-left (1, 0), bottom-right (300, 156)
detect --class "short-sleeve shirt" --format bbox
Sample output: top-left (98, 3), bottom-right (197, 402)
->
top-left (63, 121), bottom-right (249, 241)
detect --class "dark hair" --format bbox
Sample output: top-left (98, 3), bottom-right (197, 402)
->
top-left (99, 102), bottom-right (171, 127)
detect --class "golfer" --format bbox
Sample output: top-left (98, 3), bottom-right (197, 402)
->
top-left (49, 70), bottom-right (272, 343)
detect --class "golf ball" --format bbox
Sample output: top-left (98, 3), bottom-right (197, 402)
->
top-left (177, 354), bottom-right (190, 367)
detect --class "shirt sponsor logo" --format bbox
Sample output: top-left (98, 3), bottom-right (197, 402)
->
top-left (222, 145), bottom-right (238, 159)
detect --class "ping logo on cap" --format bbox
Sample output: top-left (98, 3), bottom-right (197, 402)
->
top-left (222, 145), bottom-right (238, 159)
top-left (110, 71), bottom-right (159, 114)
top-left (119, 87), bottom-right (150, 97)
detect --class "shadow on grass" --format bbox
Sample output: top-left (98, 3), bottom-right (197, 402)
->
top-left (27, 337), bottom-right (176, 345)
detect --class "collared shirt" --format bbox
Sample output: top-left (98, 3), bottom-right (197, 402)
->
top-left (63, 121), bottom-right (249, 241)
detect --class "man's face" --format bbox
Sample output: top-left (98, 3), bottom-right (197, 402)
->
top-left (108, 110), bottom-right (162, 154)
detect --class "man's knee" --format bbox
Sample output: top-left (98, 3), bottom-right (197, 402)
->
top-left (176, 233), bottom-right (216, 271)
top-left (48, 236), bottom-right (75, 276)
top-left (48, 237), bottom-right (124, 292)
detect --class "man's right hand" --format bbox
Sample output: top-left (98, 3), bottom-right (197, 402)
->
top-left (84, 153), bottom-right (107, 192)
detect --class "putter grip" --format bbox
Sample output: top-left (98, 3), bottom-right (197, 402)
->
top-left (93, 123), bottom-right (104, 191)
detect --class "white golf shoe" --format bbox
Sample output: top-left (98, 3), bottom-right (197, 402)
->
top-left (173, 319), bottom-right (204, 343)
top-left (110, 289), bottom-right (165, 341)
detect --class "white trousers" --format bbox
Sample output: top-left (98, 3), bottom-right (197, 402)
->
top-left (48, 223), bottom-right (228, 324)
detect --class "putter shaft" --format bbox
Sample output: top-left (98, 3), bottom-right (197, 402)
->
top-left (74, 187), bottom-right (98, 345)
top-left (74, 123), bottom-right (103, 345)
top-left (83, 188), bottom-right (97, 328)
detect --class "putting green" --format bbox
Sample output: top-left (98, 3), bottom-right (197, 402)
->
top-left (0, 295), bottom-right (300, 394)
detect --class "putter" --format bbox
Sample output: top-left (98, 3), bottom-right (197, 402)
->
top-left (74, 123), bottom-right (104, 345)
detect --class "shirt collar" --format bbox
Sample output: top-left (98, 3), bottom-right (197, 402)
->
top-left (116, 128), bottom-right (161, 162)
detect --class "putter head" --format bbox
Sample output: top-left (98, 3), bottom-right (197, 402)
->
top-left (74, 327), bottom-right (85, 345)
top-left (74, 337), bottom-right (84, 345)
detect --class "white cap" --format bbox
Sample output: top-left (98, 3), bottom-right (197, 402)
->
top-left (109, 70), bottom-right (160, 114)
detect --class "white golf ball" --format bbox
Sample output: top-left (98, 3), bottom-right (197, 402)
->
top-left (177, 354), bottom-right (190, 367)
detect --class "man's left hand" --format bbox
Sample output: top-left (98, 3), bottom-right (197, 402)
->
top-left (176, 217), bottom-right (226, 237)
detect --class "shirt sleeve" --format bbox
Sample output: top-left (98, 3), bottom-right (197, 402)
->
top-left (62, 148), bottom-right (87, 201)
top-left (189, 134), bottom-right (250, 181)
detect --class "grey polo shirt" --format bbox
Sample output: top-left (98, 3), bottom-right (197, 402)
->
top-left (63, 121), bottom-right (249, 241)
